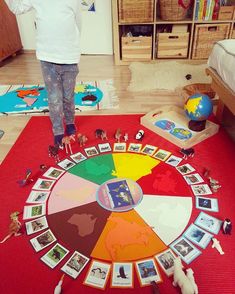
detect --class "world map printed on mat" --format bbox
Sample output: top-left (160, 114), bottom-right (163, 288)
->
top-left (0, 79), bottom-right (118, 114)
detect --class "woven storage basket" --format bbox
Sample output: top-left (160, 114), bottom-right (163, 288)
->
top-left (118, 0), bottom-right (154, 23)
top-left (159, 0), bottom-right (191, 21)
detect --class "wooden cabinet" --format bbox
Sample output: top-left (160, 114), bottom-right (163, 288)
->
top-left (112, 0), bottom-right (235, 64)
top-left (0, 0), bottom-right (22, 62)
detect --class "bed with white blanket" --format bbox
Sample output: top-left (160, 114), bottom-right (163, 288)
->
top-left (206, 39), bottom-right (235, 122)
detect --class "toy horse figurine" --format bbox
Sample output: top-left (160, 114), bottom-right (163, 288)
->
top-left (48, 145), bottom-right (60, 163)
top-left (0, 212), bottom-right (22, 243)
top-left (77, 133), bottom-right (88, 147)
top-left (95, 129), bottom-right (108, 140)
top-left (173, 256), bottom-right (197, 294)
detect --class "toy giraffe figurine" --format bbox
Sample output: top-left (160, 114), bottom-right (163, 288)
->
top-left (62, 136), bottom-right (74, 155)
top-left (0, 212), bottom-right (22, 243)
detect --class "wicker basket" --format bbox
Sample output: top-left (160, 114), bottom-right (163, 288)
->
top-left (118, 0), bottom-right (154, 23)
top-left (183, 84), bottom-right (216, 99)
top-left (159, 0), bottom-right (191, 21)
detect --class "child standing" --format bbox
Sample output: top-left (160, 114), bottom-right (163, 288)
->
top-left (5, 0), bottom-right (82, 146)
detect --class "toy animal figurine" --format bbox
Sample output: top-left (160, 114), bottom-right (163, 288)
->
top-left (17, 169), bottom-right (33, 186)
top-left (77, 133), bottom-right (88, 147)
top-left (212, 237), bottom-right (224, 255)
top-left (172, 256), bottom-right (196, 294)
top-left (0, 212), bottom-right (22, 243)
top-left (95, 129), bottom-right (108, 140)
top-left (62, 136), bottom-right (74, 155)
top-left (54, 274), bottom-right (65, 294)
top-left (123, 133), bottom-right (128, 142)
top-left (151, 281), bottom-right (161, 294)
top-left (223, 218), bottom-right (232, 235)
top-left (135, 130), bottom-right (144, 141)
top-left (208, 177), bottom-right (221, 193)
top-left (115, 128), bottom-right (122, 142)
top-left (48, 145), bottom-right (60, 163)
top-left (186, 269), bottom-right (198, 294)
top-left (180, 148), bottom-right (195, 160)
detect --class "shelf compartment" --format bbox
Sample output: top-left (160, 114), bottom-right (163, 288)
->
top-left (121, 36), bottom-right (152, 61)
top-left (118, 0), bottom-right (154, 23)
top-left (192, 23), bottom-right (231, 59)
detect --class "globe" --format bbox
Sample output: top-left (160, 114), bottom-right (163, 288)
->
top-left (184, 93), bottom-right (213, 122)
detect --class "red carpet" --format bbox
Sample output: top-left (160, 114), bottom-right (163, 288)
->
top-left (0, 115), bottom-right (235, 294)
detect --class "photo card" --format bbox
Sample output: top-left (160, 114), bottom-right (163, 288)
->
top-left (183, 173), bottom-right (204, 185)
top-left (61, 251), bottom-right (89, 279)
top-left (111, 262), bottom-right (133, 288)
top-left (127, 143), bottom-right (142, 153)
top-left (30, 229), bottom-right (56, 252)
top-left (84, 146), bottom-right (99, 157)
top-left (153, 149), bottom-right (171, 161)
top-left (41, 243), bottom-right (69, 269)
top-left (84, 260), bottom-right (111, 290)
top-left (184, 223), bottom-right (213, 249)
top-left (26, 191), bottom-right (50, 204)
top-left (25, 216), bottom-right (49, 235)
top-left (195, 212), bottom-right (222, 234)
top-left (43, 167), bottom-right (65, 180)
top-left (176, 163), bottom-right (195, 175)
top-left (23, 203), bottom-right (46, 220)
top-left (191, 184), bottom-right (212, 196)
top-left (32, 178), bottom-right (55, 191)
top-left (135, 258), bottom-right (162, 286)
top-left (57, 158), bottom-right (76, 170)
top-left (141, 144), bottom-right (158, 156)
top-left (70, 151), bottom-right (87, 163)
top-left (155, 249), bottom-right (177, 276)
top-left (170, 236), bottom-right (201, 264)
top-left (165, 155), bottom-right (183, 167)
top-left (196, 196), bottom-right (219, 212)
top-left (98, 143), bottom-right (112, 153)
top-left (113, 143), bottom-right (126, 152)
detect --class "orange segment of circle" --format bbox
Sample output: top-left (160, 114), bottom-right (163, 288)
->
top-left (91, 210), bottom-right (167, 262)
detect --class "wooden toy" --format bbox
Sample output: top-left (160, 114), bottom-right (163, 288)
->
top-left (212, 238), bottom-right (224, 255)
top-left (173, 256), bottom-right (196, 294)
top-left (0, 212), bottom-right (22, 243)
top-left (223, 218), bottom-right (232, 235)
top-left (95, 129), bottom-right (108, 140)
top-left (77, 133), bottom-right (88, 147)
top-left (140, 106), bottom-right (219, 148)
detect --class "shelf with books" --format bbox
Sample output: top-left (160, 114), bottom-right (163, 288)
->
top-left (112, 0), bottom-right (235, 64)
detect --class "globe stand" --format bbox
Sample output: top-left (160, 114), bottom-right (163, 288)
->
top-left (188, 120), bottom-right (206, 132)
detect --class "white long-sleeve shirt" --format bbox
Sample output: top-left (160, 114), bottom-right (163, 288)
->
top-left (5, 0), bottom-right (82, 64)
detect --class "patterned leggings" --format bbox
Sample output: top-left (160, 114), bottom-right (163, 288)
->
top-left (40, 61), bottom-right (79, 136)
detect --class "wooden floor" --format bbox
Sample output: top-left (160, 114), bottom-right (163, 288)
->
top-left (0, 53), bottom-right (233, 164)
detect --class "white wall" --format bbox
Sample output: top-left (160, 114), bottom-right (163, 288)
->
top-left (16, 0), bottom-right (113, 55)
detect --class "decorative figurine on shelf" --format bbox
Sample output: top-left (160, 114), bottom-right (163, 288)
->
top-left (223, 218), bottom-right (232, 235)
top-left (95, 129), bottom-right (108, 140)
top-left (184, 93), bottom-right (213, 132)
top-left (123, 133), bottom-right (128, 142)
top-left (212, 237), bottom-right (224, 255)
top-left (135, 130), bottom-right (144, 141)
top-left (48, 145), bottom-right (60, 163)
top-left (77, 133), bottom-right (88, 147)
top-left (115, 128), bottom-right (122, 142)
top-left (0, 211), bottom-right (22, 243)
top-left (173, 256), bottom-right (197, 294)
top-left (180, 148), bottom-right (195, 159)
top-left (54, 274), bottom-right (65, 294)
top-left (186, 269), bottom-right (198, 294)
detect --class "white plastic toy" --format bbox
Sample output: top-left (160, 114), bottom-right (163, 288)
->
top-left (212, 237), bottom-right (224, 255)
top-left (54, 274), bottom-right (64, 294)
top-left (173, 256), bottom-right (196, 294)
top-left (186, 268), bottom-right (198, 294)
